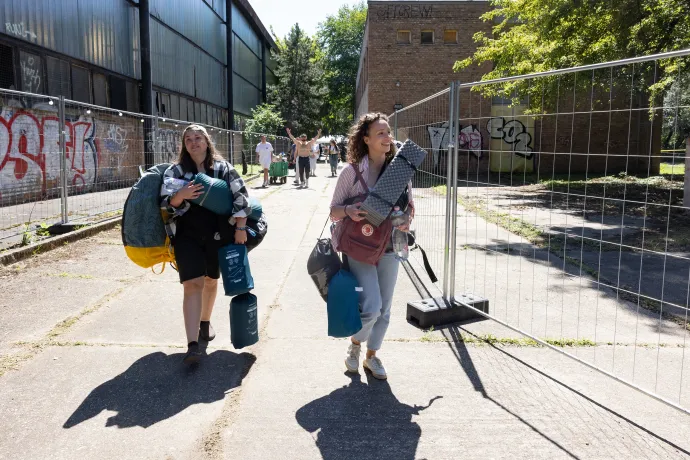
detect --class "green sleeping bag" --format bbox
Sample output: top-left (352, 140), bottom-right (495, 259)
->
top-left (190, 173), bottom-right (262, 219)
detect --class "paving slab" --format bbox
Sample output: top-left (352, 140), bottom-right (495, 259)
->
top-left (0, 345), bottom-right (254, 460)
top-left (0, 275), bottom-right (125, 345)
top-left (221, 338), bottom-right (690, 460)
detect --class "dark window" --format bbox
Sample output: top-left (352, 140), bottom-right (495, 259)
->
top-left (170, 94), bottom-right (180, 120)
top-left (194, 101), bottom-right (201, 122)
top-left (109, 76), bottom-right (127, 111)
top-left (126, 81), bottom-right (139, 112)
top-left (71, 65), bottom-right (91, 103)
top-left (187, 98), bottom-right (194, 121)
top-left (46, 56), bottom-right (70, 98)
top-left (0, 44), bottom-right (15, 89)
top-left (160, 93), bottom-right (170, 117)
top-left (19, 50), bottom-right (44, 94)
top-left (396, 30), bottom-right (411, 45)
top-left (93, 73), bottom-right (108, 106)
top-left (421, 30), bottom-right (434, 44)
top-left (179, 97), bottom-right (188, 121)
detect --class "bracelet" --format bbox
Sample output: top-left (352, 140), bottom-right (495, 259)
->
top-left (236, 226), bottom-right (248, 231)
top-left (344, 205), bottom-right (349, 217)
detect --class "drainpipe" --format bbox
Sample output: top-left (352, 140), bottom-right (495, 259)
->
top-left (139, 0), bottom-right (154, 168)
top-left (227, 0), bottom-right (234, 131)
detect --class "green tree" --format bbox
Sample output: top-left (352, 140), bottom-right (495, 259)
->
top-left (455, 0), bottom-right (690, 103)
top-left (662, 73), bottom-right (690, 150)
top-left (316, 2), bottom-right (368, 134)
top-left (245, 103), bottom-right (285, 136)
top-left (269, 24), bottom-right (327, 136)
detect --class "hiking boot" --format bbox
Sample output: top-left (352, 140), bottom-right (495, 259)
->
top-left (363, 356), bottom-right (387, 380)
top-left (199, 321), bottom-right (216, 342)
top-left (183, 342), bottom-right (201, 365)
top-left (345, 343), bottom-right (361, 373)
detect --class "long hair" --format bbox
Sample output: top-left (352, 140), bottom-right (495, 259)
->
top-left (176, 124), bottom-right (223, 172)
top-left (346, 112), bottom-right (396, 165)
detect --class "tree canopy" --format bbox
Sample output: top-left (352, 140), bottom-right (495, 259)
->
top-left (244, 103), bottom-right (285, 136)
top-left (455, 0), bottom-right (690, 107)
top-left (268, 24), bottom-right (327, 136)
top-left (316, 2), bottom-right (368, 135)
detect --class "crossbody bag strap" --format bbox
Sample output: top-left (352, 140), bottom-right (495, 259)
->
top-left (352, 165), bottom-right (369, 192)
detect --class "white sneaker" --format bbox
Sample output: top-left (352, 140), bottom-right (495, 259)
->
top-left (363, 356), bottom-right (387, 380)
top-left (305, 179), bottom-right (309, 188)
top-left (345, 343), bottom-right (361, 373)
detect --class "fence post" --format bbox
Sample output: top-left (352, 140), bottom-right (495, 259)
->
top-left (674, 136), bottom-right (690, 208)
top-left (393, 111), bottom-right (398, 140)
top-left (442, 82), bottom-right (456, 300)
top-left (448, 81), bottom-right (461, 302)
top-left (58, 96), bottom-right (69, 224)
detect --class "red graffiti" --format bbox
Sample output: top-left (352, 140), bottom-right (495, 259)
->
top-left (0, 110), bottom-right (99, 197)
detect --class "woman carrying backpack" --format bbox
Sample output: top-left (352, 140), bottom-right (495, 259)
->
top-left (160, 124), bottom-right (251, 365)
top-left (329, 113), bottom-right (413, 380)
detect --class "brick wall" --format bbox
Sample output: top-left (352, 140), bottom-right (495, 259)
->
top-left (364, 1), bottom-right (492, 116)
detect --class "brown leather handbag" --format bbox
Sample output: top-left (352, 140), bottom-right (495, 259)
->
top-left (338, 167), bottom-right (392, 265)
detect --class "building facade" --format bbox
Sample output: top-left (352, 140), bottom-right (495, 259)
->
top-left (0, 0), bottom-right (277, 128)
top-left (356, 0), bottom-right (659, 176)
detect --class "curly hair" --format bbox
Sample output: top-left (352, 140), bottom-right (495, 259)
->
top-left (346, 112), bottom-right (397, 165)
top-left (176, 124), bottom-right (224, 172)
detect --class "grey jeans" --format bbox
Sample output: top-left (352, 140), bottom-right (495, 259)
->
top-left (348, 252), bottom-right (400, 351)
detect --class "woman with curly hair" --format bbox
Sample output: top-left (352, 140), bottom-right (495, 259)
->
top-left (329, 113), bottom-right (414, 380)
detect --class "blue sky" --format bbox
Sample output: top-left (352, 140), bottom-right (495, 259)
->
top-left (250, 0), bottom-right (363, 40)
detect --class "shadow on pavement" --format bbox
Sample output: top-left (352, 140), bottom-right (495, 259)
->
top-left (442, 325), bottom-right (690, 458)
top-left (63, 349), bottom-right (255, 429)
top-left (296, 372), bottom-right (441, 460)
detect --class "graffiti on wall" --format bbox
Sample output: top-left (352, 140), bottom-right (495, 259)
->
top-left (0, 109), bottom-right (99, 199)
top-left (427, 122), bottom-right (483, 168)
top-left (5, 22), bottom-right (37, 40)
top-left (487, 117), bottom-right (533, 159)
top-left (156, 128), bottom-right (181, 164)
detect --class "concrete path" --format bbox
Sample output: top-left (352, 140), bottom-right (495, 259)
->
top-left (0, 166), bottom-right (689, 459)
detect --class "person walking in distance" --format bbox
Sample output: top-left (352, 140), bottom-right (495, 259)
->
top-left (286, 127), bottom-right (321, 188)
top-left (328, 139), bottom-right (339, 177)
top-left (160, 124), bottom-right (251, 365)
top-left (291, 142), bottom-right (299, 185)
top-left (256, 135), bottom-right (274, 188)
top-left (329, 113), bottom-right (414, 380)
top-left (310, 142), bottom-right (319, 177)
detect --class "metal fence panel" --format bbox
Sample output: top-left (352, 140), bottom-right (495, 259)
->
top-left (0, 86), bottom-right (289, 250)
top-left (449, 50), bottom-right (690, 414)
top-left (389, 88), bottom-right (453, 294)
top-left (0, 89), bottom-right (64, 249)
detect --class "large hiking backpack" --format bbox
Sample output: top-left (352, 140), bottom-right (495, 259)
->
top-left (122, 163), bottom-right (176, 272)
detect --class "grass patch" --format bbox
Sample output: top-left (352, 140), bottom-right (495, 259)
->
top-left (659, 162), bottom-right (685, 176)
top-left (47, 272), bottom-right (94, 280)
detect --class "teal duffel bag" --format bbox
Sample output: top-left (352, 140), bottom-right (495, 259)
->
top-left (326, 270), bottom-right (363, 338)
top-left (191, 173), bottom-right (263, 219)
top-left (230, 292), bottom-right (259, 349)
top-left (218, 244), bottom-right (254, 296)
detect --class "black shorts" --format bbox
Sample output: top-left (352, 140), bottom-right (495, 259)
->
top-left (173, 233), bottom-right (221, 283)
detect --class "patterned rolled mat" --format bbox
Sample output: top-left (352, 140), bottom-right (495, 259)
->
top-left (360, 139), bottom-right (427, 227)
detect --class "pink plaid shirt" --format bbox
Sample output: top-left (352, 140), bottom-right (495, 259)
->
top-left (329, 155), bottom-right (414, 251)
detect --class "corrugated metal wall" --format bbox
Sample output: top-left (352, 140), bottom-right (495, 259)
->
top-left (150, 19), bottom-right (227, 108)
top-left (1, 0), bottom-right (266, 112)
top-left (150, 0), bottom-right (226, 64)
top-left (0, 0), bottom-right (140, 78)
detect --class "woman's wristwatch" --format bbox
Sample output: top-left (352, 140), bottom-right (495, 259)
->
top-left (236, 226), bottom-right (248, 231)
